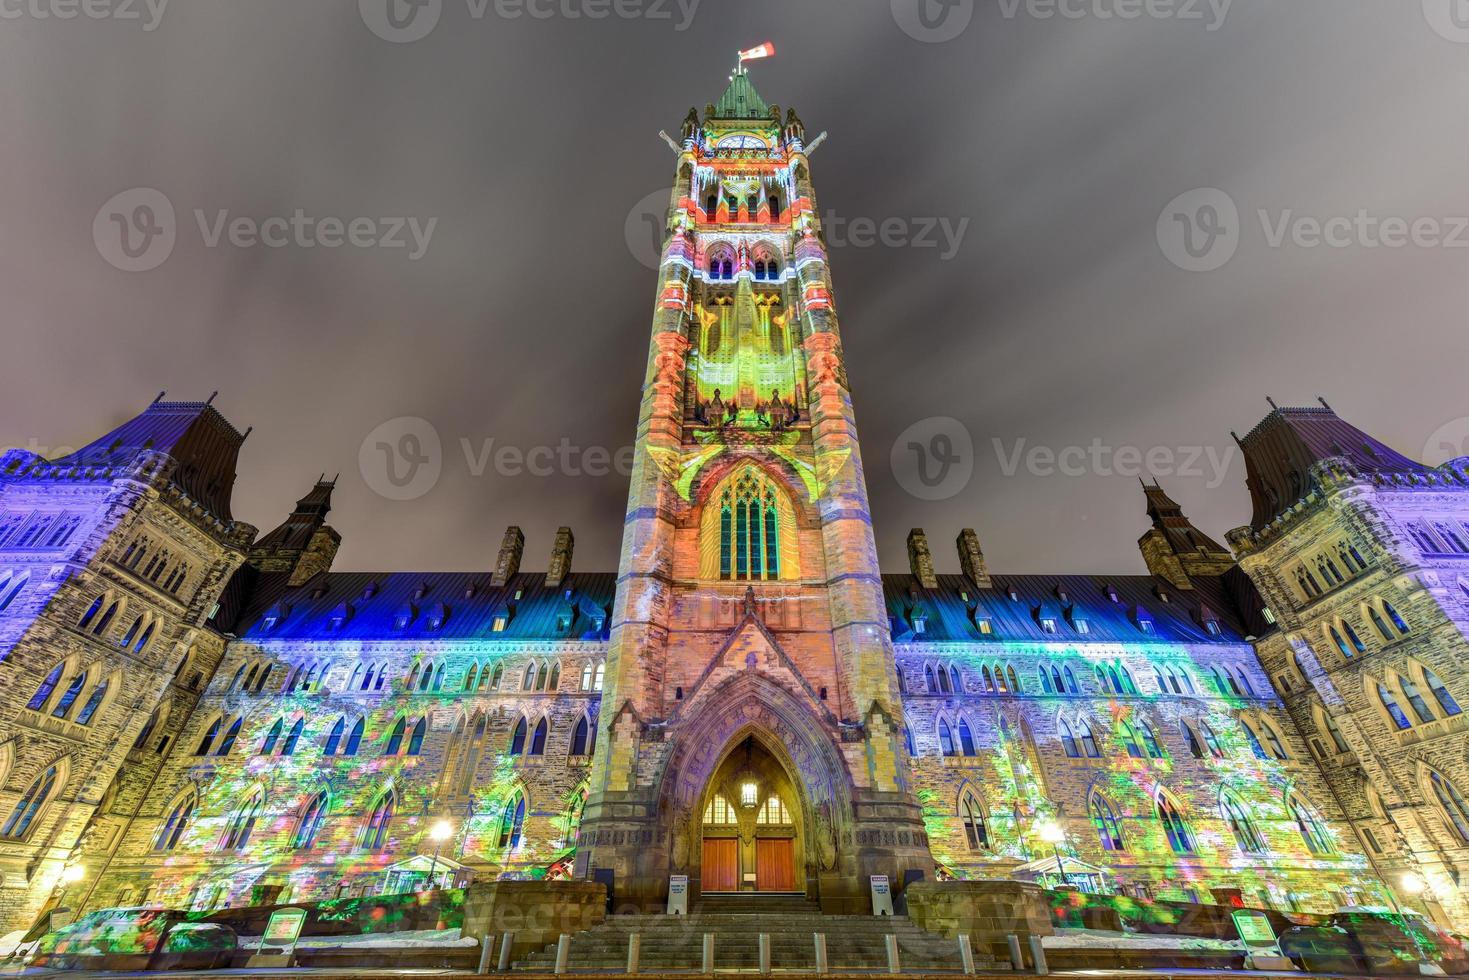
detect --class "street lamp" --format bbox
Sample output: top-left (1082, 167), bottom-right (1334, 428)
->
top-left (1036, 820), bottom-right (1069, 888)
top-left (1396, 873), bottom-right (1433, 964)
top-left (427, 820), bottom-right (454, 891)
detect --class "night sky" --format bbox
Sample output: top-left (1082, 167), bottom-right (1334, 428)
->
top-left (2, 1), bottom-right (1467, 576)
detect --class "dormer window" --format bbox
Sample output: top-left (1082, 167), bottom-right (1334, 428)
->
top-left (413, 583), bottom-right (429, 601)
top-left (514, 589), bottom-right (524, 600)
top-left (556, 611), bottom-right (574, 632)
top-left (1074, 619), bottom-right (1089, 635)
top-left (492, 615), bottom-right (508, 632)
top-left (325, 601), bottom-right (353, 632)
top-left (913, 614), bottom-right (927, 634)
top-left (1055, 587), bottom-right (1069, 603)
top-left (1105, 586), bottom-right (1120, 603)
top-left (426, 603), bottom-right (448, 631)
top-left (392, 604), bottom-right (417, 631)
top-left (1007, 588), bottom-right (1019, 602)
top-left (1262, 607), bottom-right (1277, 625)
top-left (1040, 618), bottom-right (1058, 633)
top-left (959, 590), bottom-right (970, 603)
top-left (977, 618), bottom-right (992, 635)
top-left (361, 583), bottom-right (378, 600)
top-left (1205, 621), bottom-right (1222, 637)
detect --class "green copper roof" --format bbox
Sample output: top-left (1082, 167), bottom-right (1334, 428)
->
top-left (711, 69), bottom-right (770, 120)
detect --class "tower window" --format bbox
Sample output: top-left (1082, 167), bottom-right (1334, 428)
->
top-left (719, 470), bottom-right (782, 582)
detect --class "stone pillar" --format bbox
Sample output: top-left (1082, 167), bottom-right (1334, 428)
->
top-left (545, 527), bottom-right (574, 588)
top-left (492, 526), bottom-right (524, 587)
top-left (956, 529), bottom-right (991, 589)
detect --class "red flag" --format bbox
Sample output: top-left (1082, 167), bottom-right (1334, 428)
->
top-left (738, 43), bottom-right (775, 62)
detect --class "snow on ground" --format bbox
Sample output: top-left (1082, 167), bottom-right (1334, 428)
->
top-left (237, 927), bottom-right (476, 951)
top-left (1043, 928), bottom-right (1244, 951)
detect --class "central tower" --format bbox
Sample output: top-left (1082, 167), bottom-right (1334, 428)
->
top-left (578, 66), bottom-right (932, 911)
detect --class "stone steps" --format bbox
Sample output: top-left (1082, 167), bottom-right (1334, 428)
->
top-left (513, 910), bottom-right (979, 972)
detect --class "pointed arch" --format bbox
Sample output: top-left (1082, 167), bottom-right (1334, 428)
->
top-left (0, 759), bottom-right (66, 840)
top-left (154, 787), bottom-right (196, 851)
top-left (498, 790), bottom-right (527, 850)
top-left (406, 717), bottom-right (427, 755)
top-left (1089, 788), bottom-right (1125, 851)
top-left (1155, 787), bottom-right (1195, 854)
top-left (361, 788), bottom-right (395, 850)
top-left (509, 716), bottom-right (528, 755)
top-left (959, 788), bottom-right (989, 850)
top-left (697, 460), bottom-right (801, 581)
top-left (1287, 792), bottom-right (1333, 854)
top-left (1220, 790), bottom-right (1267, 854)
top-left (293, 790), bottom-right (330, 849)
top-left (529, 717), bottom-right (549, 756)
top-left (1424, 766), bottom-right (1469, 843)
top-left (221, 786), bottom-right (264, 850)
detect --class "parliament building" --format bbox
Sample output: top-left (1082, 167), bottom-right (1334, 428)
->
top-left (2, 68), bottom-right (1469, 935)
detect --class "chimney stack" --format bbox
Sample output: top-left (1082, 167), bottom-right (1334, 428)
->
top-left (907, 529), bottom-right (938, 589)
top-left (492, 526), bottom-right (524, 587)
top-left (546, 526), bottom-right (575, 588)
top-left (956, 528), bottom-right (991, 588)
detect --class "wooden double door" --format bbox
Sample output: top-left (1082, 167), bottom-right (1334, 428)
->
top-left (701, 837), bottom-right (796, 892)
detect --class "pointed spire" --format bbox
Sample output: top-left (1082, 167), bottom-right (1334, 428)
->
top-left (710, 66), bottom-right (770, 120)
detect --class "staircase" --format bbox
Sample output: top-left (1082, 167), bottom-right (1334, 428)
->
top-left (514, 896), bottom-right (982, 972)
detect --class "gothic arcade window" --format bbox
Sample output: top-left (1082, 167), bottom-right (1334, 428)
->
top-left (221, 790), bottom-right (263, 850)
top-left (755, 796), bottom-right (791, 824)
top-left (704, 796), bottom-right (737, 824)
top-left (1090, 792), bottom-right (1125, 851)
top-left (498, 793), bottom-right (527, 849)
top-left (1430, 771), bottom-right (1469, 843)
top-left (1221, 793), bottom-right (1266, 854)
top-left (1, 765), bottom-right (58, 840)
top-left (1155, 791), bottom-right (1195, 854)
top-left (294, 792), bottom-right (329, 849)
top-left (960, 792), bottom-right (989, 849)
top-left (720, 470), bottom-right (782, 581)
top-left (362, 791), bottom-right (395, 850)
top-left (155, 794), bottom-right (194, 851)
top-left (1288, 795), bottom-right (1333, 854)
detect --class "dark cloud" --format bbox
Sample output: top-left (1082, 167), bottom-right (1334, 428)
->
top-left (2, 1), bottom-right (1466, 575)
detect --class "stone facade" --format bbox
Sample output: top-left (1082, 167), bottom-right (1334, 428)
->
top-left (0, 72), bottom-right (1466, 937)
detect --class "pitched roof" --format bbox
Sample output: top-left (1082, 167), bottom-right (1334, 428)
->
top-left (1141, 480), bottom-right (1228, 556)
top-left (234, 570), bottom-right (615, 643)
top-left (253, 477), bottom-right (336, 553)
top-left (710, 68), bottom-right (770, 120)
top-left (882, 573), bottom-right (1268, 646)
top-left (1237, 403), bottom-right (1427, 530)
top-left (48, 397), bottom-right (247, 521)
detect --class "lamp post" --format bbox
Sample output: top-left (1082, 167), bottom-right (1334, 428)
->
top-left (1036, 820), bottom-right (1069, 888)
top-left (427, 820), bottom-right (454, 891)
top-left (1396, 872), bottom-right (1434, 964)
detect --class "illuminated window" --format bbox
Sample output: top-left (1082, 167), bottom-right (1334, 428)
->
top-left (1119, 721), bottom-right (1144, 759)
top-left (27, 663), bottom-right (63, 712)
top-left (1377, 682), bottom-right (1413, 730)
top-left (385, 717), bottom-right (407, 754)
top-left (324, 718), bottom-right (346, 755)
top-left (740, 782), bottom-right (758, 807)
top-left (1424, 667), bottom-right (1461, 717)
top-left (1, 766), bottom-right (58, 840)
top-left (498, 793), bottom-right (526, 849)
top-left (509, 717), bottom-right (528, 755)
top-left (259, 718), bottom-right (284, 754)
top-left (155, 794), bottom-right (194, 851)
top-left (361, 791), bottom-right (395, 850)
top-left (1155, 792), bottom-right (1194, 854)
top-left (281, 718), bottom-right (305, 756)
top-left (1288, 795), bottom-right (1333, 854)
top-left (593, 662), bottom-right (604, 690)
top-left (704, 796), bottom-right (737, 824)
top-left (756, 796), bottom-right (791, 824)
top-left (719, 470), bottom-right (782, 581)
top-left (1399, 675), bottom-right (1436, 725)
top-left (529, 718), bottom-right (548, 756)
top-left (1221, 794), bottom-right (1266, 854)
top-left (1090, 792), bottom-right (1125, 851)
top-left (938, 719), bottom-right (956, 757)
top-left (570, 715), bottom-right (593, 756)
top-left (960, 793), bottom-right (989, 850)
top-left (1430, 771), bottom-right (1469, 843)
top-left (217, 717), bottom-right (242, 755)
top-left (51, 670), bottom-right (88, 720)
top-left (221, 790), bottom-right (263, 851)
top-left (294, 792), bottom-right (329, 849)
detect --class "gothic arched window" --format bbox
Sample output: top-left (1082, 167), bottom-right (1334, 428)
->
top-left (529, 718), bottom-right (548, 756)
top-left (294, 791), bottom-right (329, 850)
top-left (1090, 792), bottom-right (1125, 851)
top-left (1288, 795), bottom-right (1332, 854)
top-left (361, 790), bottom-right (395, 850)
top-left (957, 718), bottom-right (976, 756)
top-left (1430, 771), bottom-right (1469, 842)
top-left (221, 790), bottom-right (263, 850)
top-left (570, 716), bottom-right (591, 757)
top-left (498, 793), bottom-right (527, 849)
top-left (1221, 793), bottom-right (1266, 854)
top-left (155, 793), bottom-right (194, 851)
top-left (960, 792), bottom-right (988, 850)
top-left (324, 718), bottom-right (346, 756)
top-left (27, 663), bottom-right (63, 712)
top-left (718, 469), bottom-right (784, 581)
top-left (1156, 791), bottom-right (1195, 854)
top-left (218, 717), bottom-right (242, 755)
top-left (1, 765), bottom-right (58, 840)
top-left (510, 717), bottom-right (528, 756)
top-left (407, 717), bottom-right (427, 756)
top-left (281, 718), bottom-right (305, 755)
top-left (384, 717), bottom-right (407, 755)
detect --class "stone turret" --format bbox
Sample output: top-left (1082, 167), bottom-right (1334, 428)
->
top-left (1136, 480), bottom-right (1235, 589)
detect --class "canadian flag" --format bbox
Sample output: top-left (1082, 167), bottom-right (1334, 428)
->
top-left (738, 42), bottom-right (775, 62)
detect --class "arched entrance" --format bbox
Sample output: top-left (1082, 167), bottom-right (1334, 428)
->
top-left (699, 736), bottom-right (801, 893)
top-left (657, 672), bottom-right (854, 904)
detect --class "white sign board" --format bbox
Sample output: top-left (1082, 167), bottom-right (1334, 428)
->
top-left (870, 875), bottom-right (894, 916)
top-left (667, 875), bottom-right (689, 916)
